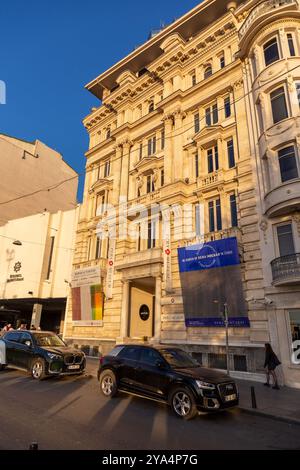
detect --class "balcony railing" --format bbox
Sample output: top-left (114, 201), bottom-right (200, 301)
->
top-left (271, 253), bottom-right (300, 285)
top-left (239, 0), bottom-right (297, 39)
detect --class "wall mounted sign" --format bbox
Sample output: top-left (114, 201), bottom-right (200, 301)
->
top-left (71, 266), bottom-right (103, 326)
top-left (178, 237), bottom-right (249, 328)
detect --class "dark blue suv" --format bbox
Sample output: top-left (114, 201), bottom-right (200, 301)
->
top-left (0, 330), bottom-right (86, 380)
top-left (98, 345), bottom-right (239, 420)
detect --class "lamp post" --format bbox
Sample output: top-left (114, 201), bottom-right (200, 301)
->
top-left (214, 300), bottom-right (230, 376)
top-left (223, 302), bottom-right (230, 377)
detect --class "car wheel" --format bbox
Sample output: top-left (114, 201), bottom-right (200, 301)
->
top-left (31, 358), bottom-right (46, 381)
top-left (99, 370), bottom-right (118, 398)
top-left (170, 387), bottom-right (198, 420)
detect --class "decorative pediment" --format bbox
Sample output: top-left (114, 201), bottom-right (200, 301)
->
top-left (132, 155), bottom-right (163, 175)
top-left (194, 123), bottom-right (236, 148)
top-left (116, 70), bottom-right (137, 87)
top-left (160, 33), bottom-right (186, 53)
top-left (89, 178), bottom-right (113, 194)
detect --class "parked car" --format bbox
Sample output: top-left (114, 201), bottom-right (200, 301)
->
top-left (0, 330), bottom-right (86, 380)
top-left (98, 345), bottom-right (239, 420)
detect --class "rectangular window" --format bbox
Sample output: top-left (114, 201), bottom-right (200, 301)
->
top-left (220, 56), bottom-right (225, 69)
top-left (227, 139), bottom-right (236, 168)
top-left (207, 146), bottom-right (219, 173)
top-left (194, 113), bottom-right (200, 133)
top-left (96, 194), bottom-right (105, 216)
top-left (224, 96), bottom-right (231, 118)
top-left (104, 160), bottom-right (110, 178)
top-left (148, 136), bottom-right (156, 156)
top-left (95, 237), bottom-right (102, 260)
top-left (264, 37), bottom-right (280, 66)
top-left (46, 236), bottom-right (55, 280)
top-left (192, 73), bottom-right (197, 86)
top-left (161, 129), bottom-right (165, 150)
top-left (212, 104), bottom-right (218, 124)
top-left (230, 194), bottom-right (238, 228)
top-left (296, 83), bottom-right (300, 107)
top-left (214, 146), bottom-right (219, 171)
top-left (278, 146), bottom-right (299, 182)
top-left (195, 204), bottom-right (202, 237)
top-left (139, 143), bottom-right (143, 160)
top-left (207, 149), bottom-right (214, 173)
top-left (147, 220), bottom-right (156, 249)
top-left (195, 152), bottom-right (199, 178)
top-left (146, 175), bottom-right (152, 194)
top-left (205, 107), bottom-right (212, 126)
top-left (161, 169), bottom-right (165, 187)
top-left (209, 199), bottom-right (222, 232)
top-left (271, 86), bottom-right (288, 124)
top-left (216, 198), bottom-right (222, 231)
top-left (209, 201), bottom-right (215, 232)
top-left (287, 33), bottom-right (296, 57)
top-left (277, 224), bottom-right (295, 257)
top-left (290, 311), bottom-right (300, 343)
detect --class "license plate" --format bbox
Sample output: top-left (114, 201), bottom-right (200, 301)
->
top-left (68, 365), bottom-right (80, 370)
top-left (225, 394), bottom-right (237, 402)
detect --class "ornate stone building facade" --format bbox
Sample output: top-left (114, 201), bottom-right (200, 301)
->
top-left (64, 0), bottom-right (300, 387)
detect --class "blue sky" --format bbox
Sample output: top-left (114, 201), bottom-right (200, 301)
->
top-left (0, 0), bottom-right (199, 201)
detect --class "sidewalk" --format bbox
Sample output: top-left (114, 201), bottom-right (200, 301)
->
top-left (86, 358), bottom-right (300, 426)
top-left (237, 379), bottom-right (300, 426)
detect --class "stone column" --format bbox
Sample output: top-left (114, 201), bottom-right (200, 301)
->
top-left (120, 280), bottom-right (131, 339)
top-left (163, 115), bottom-right (174, 185)
top-left (112, 145), bottom-right (123, 206)
top-left (119, 140), bottom-right (132, 201)
top-left (31, 304), bottom-right (42, 329)
top-left (173, 111), bottom-right (184, 181)
top-left (154, 276), bottom-right (162, 342)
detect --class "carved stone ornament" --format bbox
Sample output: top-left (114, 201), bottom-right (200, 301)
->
top-left (292, 212), bottom-right (300, 236)
top-left (259, 218), bottom-right (269, 244)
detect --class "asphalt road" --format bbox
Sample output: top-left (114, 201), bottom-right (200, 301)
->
top-left (0, 364), bottom-right (299, 451)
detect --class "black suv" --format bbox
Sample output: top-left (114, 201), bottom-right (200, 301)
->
top-left (98, 345), bottom-right (239, 420)
top-left (0, 330), bottom-right (86, 380)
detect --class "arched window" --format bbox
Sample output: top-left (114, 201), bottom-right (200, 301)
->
top-left (204, 65), bottom-right (212, 79)
top-left (106, 127), bottom-right (111, 139)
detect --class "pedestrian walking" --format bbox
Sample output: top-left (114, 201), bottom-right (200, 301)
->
top-left (264, 343), bottom-right (281, 390)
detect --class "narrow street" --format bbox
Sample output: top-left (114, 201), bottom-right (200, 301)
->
top-left (0, 366), bottom-right (299, 451)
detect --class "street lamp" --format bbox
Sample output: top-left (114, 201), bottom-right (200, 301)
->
top-left (223, 303), bottom-right (230, 377)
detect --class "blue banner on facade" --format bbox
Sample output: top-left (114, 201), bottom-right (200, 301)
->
top-left (178, 238), bottom-right (250, 328)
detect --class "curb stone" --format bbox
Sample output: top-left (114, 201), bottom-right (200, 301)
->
top-left (239, 406), bottom-right (300, 427)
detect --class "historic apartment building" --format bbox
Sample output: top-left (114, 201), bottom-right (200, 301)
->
top-left (65, 0), bottom-right (300, 387)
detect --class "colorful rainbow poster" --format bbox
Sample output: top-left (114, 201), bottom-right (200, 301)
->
top-left (71, 267), bottom-right (103, 326)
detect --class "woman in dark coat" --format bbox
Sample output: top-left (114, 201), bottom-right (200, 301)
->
top-left (264, 343), bottom-right (281, 390)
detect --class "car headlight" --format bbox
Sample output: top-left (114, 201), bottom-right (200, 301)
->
top-left (195, 380), bottom-right (216, 390)
top-left (47, 353), bottom-right (62, 360)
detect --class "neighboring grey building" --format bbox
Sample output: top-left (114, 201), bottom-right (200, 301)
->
top-left (0, 133), bottom-right (78, 225)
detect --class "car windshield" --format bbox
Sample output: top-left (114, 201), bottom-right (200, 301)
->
top-left (160, 349), bottom-right (200, 369)
top-left (34, 333), bottom-right (66, 347)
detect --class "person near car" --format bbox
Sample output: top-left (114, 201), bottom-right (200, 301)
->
top-left (18, 324), bottom-right (28, 331)
top-left (1, 323), bottom-right (13, 335)
top-left (264, 343), bottom-right (281, 390)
